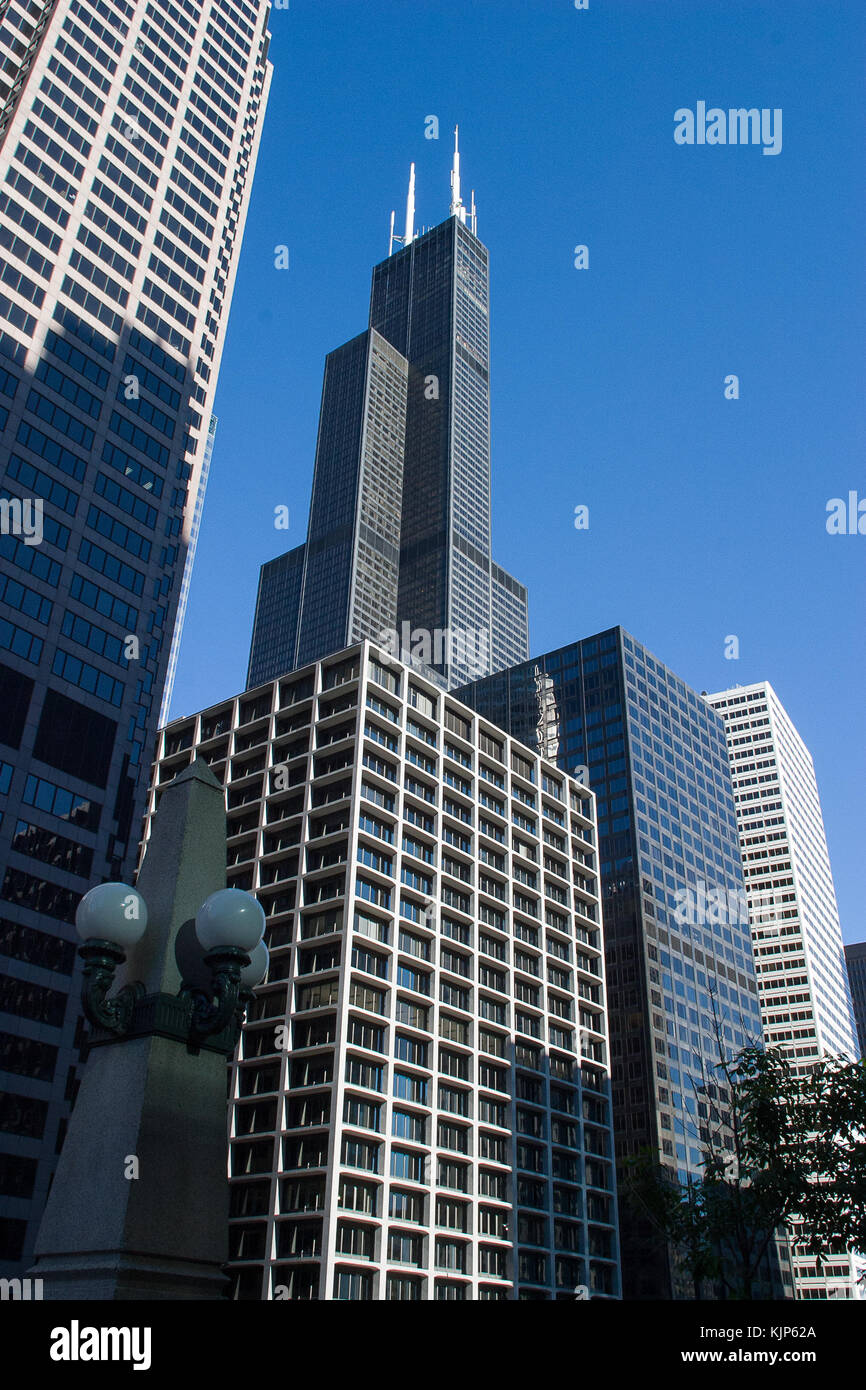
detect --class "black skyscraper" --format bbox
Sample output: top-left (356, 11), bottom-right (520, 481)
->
top-left (247, 141), bottom-right (529, 690)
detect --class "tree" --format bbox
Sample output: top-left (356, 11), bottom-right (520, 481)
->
top-left (624, 1046), bottom-right (866, 1300)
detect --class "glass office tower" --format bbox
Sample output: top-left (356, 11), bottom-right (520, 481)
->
top-left (247, 167), bottom-right (529, 691)
top-left (457, 627), bottom-right (786, 1299)
top-left (0, 0), bottom-right (273, 1276)
top-left (844, 943), bottom-right (866, 1059)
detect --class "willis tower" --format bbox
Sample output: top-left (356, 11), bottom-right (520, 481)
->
top-left (247, 133), bottom-right (529, 690)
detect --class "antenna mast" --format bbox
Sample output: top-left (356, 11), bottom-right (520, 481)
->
top-left (450, 125), bottom-right (466, 223)
top-left (387, 163), bottom-right (417, 255)
top-left (404, 162), bottom-right (416, 245)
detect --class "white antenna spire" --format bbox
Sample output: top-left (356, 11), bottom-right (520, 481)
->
top-left (450, 125), bottom-right (466, 223)
top-left (470, 188), bottom-right (476, 235)
top-left (388, 208), bottom-right (395, 255)
top-left (404, 162), bottom-right (416, 246)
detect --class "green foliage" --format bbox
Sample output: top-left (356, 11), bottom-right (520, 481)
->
top-left (624, 1047), bottom-right (866, 1299)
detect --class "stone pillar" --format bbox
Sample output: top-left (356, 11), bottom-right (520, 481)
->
top-left (30, 759), bottom-right (233, 1300)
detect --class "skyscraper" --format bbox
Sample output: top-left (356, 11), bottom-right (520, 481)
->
top-left (844, 942), bottom-right (866, 1058)
top-left (457, 628), bottom-right (790, 1300)
top-left (151, 640), bottom-right (620, 1300)
top-left (705, 682), bottom-right (862, 1300)
top-left (0, 0), bottom-right (273, 1276)
top-left (704, 683), bottom-right (858, 1067)
top-left (247, 135), bottom-right (530, 691)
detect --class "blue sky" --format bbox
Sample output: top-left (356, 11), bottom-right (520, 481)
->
top-left (169, 0), bottom-right (865, 944)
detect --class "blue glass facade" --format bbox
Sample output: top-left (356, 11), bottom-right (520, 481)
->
top-left (845, 942), bottom-right (866, 1058)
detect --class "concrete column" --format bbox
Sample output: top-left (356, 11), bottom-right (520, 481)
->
top-left (30, 759), bottom-right (233, 1300)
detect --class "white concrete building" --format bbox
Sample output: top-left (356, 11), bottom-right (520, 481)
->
top-left (148, 641), bottom-right (621, 1300)
top-left (706, 681), bottom-right (861, 1301)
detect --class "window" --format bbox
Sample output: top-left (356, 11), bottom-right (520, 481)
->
top-left (333, 1269), bottom-right (373, 1300)
top-left (351, 944), bottom-right (389, 979)
top-left (479, 1132), bottom-right (508, 1163)
top-left (394, 999), bottom-right (429, 1031)
top-left (392, 1109), bottom-right (427, 1144)
top-left (397, 963), bottom-right (430, 996)
top-left (512, 751), bottom-right (535, 782)
top-left (391, 1148), bottom-right (424, 1183)
top-left (408, 685), bottom-right (436, 717)
top-left (393, 1071), bottom-right (428, 1105)
top-left (440, 981), bottom-right (470, 1011)
top-left (336, 1220), bottom-right (374, 1260)
top-left (438, 1085), bottom-right (471, 1117)
top-left (441, 947), bottom-right (471, 978)
top-left (437, 1159), bottom-right (468, 1192)
top-left (436, 1197), bottom-right (468, 1231)
top-left (387, 1231), bottom-right (423, 1266)
top-left (395, 1034), bottom-right (428, 1067)
top-left (441, 915), bottom-right (471, 946)
top-left (478, 1098), bottom-right (507, 1127)
top-left (435, 1238), bottom-right (467, 1272)
top-left (339, 1184), bottom-right (378, 1217)
top-left (438, 1048), bottom-right (469, 1081)
top-left (438, 1121), bottom-right (469, 1154)
top-left (478, 1062), bottom-right (508, 1092)
top-left (398, 928), bottom-right (430, 960)
top-left (340, 1136), bottom-right (380, 1173)
top-left (345, 1018), bottom-right (384, 1053)
top-left (479, 1246), bottom-right (506, 1278)
top-left (348, 981), bottom-right (387, 1015)
top-left (344, 1058), bottom-right (383, 1092)
top-left (389, 1188), bottom-right (424, 1224)
top-left (387, 1274), bottom-right (422, 1300)
top-left (479, 1169), bottom-right (507, 1200)
top-left (479, 933), bottom-right (507, 962)
top-left (353, 909), bottom-right (390, 945)
top-left (473, 987), bottom-right (506, 1025)
top-left (479, 1206), bottom-right (507, 1238)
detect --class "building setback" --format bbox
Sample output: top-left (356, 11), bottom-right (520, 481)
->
top-left (457, 627), bottom-right (791, 1300)
top-left (0, 0), bottom-right (273, 1276)
top-left (248, 329), bottom-right (409, 687)
top-left (150, 641), bottom-right (620, 1300)
top-left (706, 682), bottom-right (862, 1300)
top-left (247, 143), bottom-right (529, 692)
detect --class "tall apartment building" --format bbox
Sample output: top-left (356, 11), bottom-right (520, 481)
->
top-left (705, 682), bottom-right (862, 1300)
top-left (150, 641), bottom-right (620, 1300)
top-left (457, 628), bottom-right (792, 1300)
top-left (247, 141), bottom-right (529, 692)
top-left (0, 0), bottom-right (273, 1275)
top-left (844, 942), bottom-right (866, 1058)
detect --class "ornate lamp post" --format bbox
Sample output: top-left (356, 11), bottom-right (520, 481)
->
top-left (30, 758), bottom-right (267, 1301)
top-left (75, 880), bottom-right (268, 1050)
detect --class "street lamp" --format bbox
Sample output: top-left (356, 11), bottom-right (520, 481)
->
top-left (76, 882), bottom-right (269, 1048)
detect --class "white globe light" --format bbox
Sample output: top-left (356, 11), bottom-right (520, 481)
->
top-left (75, 882), bottom-right (148, 948)
top-left (195, 888), bottom-right (265, 953)
top-left (240, 939), bottom-right (269, 989)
